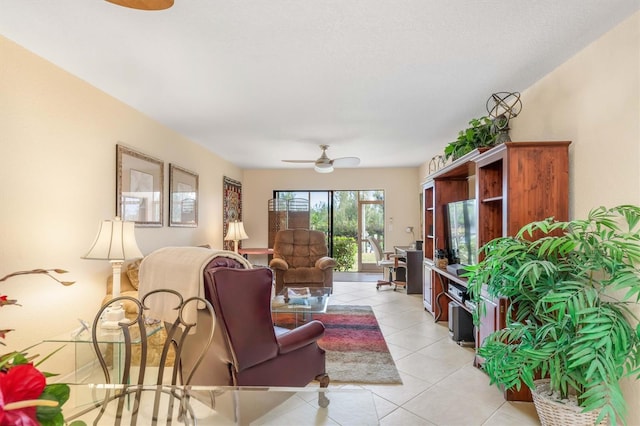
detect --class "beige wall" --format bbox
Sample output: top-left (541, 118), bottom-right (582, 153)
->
top-left (241, 167), bottom-right (422, 264)
top-left (510, 12), bottom-right (640, 216)
top-left (0, 36), bottom-right (242, 366)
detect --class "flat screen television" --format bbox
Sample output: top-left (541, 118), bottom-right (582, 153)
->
top-left (446, 199), bottom-right (478, 266)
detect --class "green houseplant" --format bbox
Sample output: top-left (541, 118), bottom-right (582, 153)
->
top-left (333, 236), bottom-right (357, 271)
top-left (466, 205), bottom-right (640, 425)
top-left (444, 116), bottom-right (497, 161)
top-left (0, 269), bottom-right (76, 426)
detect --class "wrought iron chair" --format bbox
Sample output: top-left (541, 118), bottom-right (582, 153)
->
top-left (66, 289), bottom-right (215, 425)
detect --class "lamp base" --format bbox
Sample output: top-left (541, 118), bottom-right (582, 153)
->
top-left (101, 303), bottom-right (129, 329)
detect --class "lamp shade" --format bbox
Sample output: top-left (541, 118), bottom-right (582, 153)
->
top-left (83, 217), bottom-right (144, 261)
top-left (224, 221), bottom-right (249, 242)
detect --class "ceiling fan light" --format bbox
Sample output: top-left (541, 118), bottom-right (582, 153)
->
top-left (314, 164), bottom-right (334, 173)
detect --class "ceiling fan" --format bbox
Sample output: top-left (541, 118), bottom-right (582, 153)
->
top-left (283, 145), bottom-right (361, 173)
top-left (105, 0), bottom-right (173, 10)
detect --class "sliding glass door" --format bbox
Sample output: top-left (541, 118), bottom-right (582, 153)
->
top-left (273, 190), bottom-right (384, 272)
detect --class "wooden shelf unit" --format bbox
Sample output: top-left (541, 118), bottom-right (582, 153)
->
top-left (422, 148), bottom-right (486, 317)
top-left (421, 141), bottom-right (570, 400)
top-left (422, 260), bottom-right (433, 312)
top-left (423, 183), bottom-right (435, 261)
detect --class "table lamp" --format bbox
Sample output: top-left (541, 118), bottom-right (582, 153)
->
top-left (405, 226), bottom-right (416, 248)
top-left (224, 220), bottom-right (248, 253)
top-left (83, 217), bottom-right (144, 328)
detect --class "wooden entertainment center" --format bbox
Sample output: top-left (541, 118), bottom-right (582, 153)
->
top-left (421, 141), bottom-right (570, 399)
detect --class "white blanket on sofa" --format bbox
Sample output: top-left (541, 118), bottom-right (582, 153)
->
top-left (138, 246), bottom-right (252, 326)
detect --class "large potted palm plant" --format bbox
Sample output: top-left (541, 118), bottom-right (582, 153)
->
top-left (466, 205), bottom-right (640, 426)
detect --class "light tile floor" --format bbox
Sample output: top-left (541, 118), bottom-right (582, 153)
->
top-left (328, 280), bottom-right (540, 426)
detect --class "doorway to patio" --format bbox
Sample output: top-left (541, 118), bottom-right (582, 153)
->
top-left (272, 190), bottom-right (385, 272)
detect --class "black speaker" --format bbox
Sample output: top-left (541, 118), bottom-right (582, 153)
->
top-left (448, 302), bottom-right (475, 342)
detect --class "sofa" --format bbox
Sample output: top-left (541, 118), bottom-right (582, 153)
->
top-left (102, 248), bottom-right (252, 367)
top-left (103, 259), bottom-right (142, 318)
top-left (102, 245), bottom-right (240, 315)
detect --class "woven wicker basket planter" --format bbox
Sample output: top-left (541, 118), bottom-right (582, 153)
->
top-left (532, 380), bottom-right (609, 426)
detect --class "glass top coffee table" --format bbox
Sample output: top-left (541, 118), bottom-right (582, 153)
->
top-left (271, 287), bottom-right (331, 328)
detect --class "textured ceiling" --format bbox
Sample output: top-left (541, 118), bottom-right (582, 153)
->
top-left (1, 1), bottom-right (638, 169)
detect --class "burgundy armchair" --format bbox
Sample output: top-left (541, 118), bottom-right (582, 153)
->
top-left (269, 229), bottom-right (336, 294)
top-left (182, 267), bottom-right (330, 398)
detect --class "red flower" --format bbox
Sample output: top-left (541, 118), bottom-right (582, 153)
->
top-left (0, 364), bottom-right (46, 426)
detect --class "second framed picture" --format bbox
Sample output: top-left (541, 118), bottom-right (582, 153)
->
top-left (169, 164), bottom-right (199, 227)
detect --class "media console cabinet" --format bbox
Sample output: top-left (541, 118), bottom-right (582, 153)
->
top-left (421, 141), bottom-right (570, 400)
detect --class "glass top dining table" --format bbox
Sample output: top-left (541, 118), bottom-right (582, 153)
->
top-left (63, 384), bottom-right (378, 425)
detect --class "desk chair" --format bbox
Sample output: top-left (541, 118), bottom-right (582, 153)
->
top-left (368, 236), bottom-right (407, 291)
top-left (67, 290), bottom-right (215, 425)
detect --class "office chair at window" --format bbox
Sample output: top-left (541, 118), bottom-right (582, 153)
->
top-left (368, 236), bottom-right (406, 291)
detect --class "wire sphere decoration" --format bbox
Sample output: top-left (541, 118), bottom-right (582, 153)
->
top-left (486, 92), bottom-right (523, 143)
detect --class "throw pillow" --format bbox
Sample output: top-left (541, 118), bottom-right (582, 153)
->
top-left (126, 259), bottom-right (142, 290)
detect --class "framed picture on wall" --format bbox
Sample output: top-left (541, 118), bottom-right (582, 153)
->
top-left (116, 144), bottom-right (164, 227)
top-left (223, 176), bottom-right (242, 251)
top-left (169, 164), bottom-right (198, 227)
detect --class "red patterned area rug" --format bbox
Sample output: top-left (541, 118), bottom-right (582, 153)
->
top-left (275, 305), bottom-right (403, 384)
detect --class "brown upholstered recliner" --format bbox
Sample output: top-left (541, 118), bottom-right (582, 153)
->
top-left (183, 267), bottom-right (329, 400)
top-left (269, 229), bottom-right (336, 294)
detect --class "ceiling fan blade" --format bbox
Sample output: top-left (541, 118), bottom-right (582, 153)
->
top-left (332, 157), bottom-right (361, 167)
top-left (282, 145), bottom-right (359, 171)
top-left (105, 0), bottom-right (174, 10)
